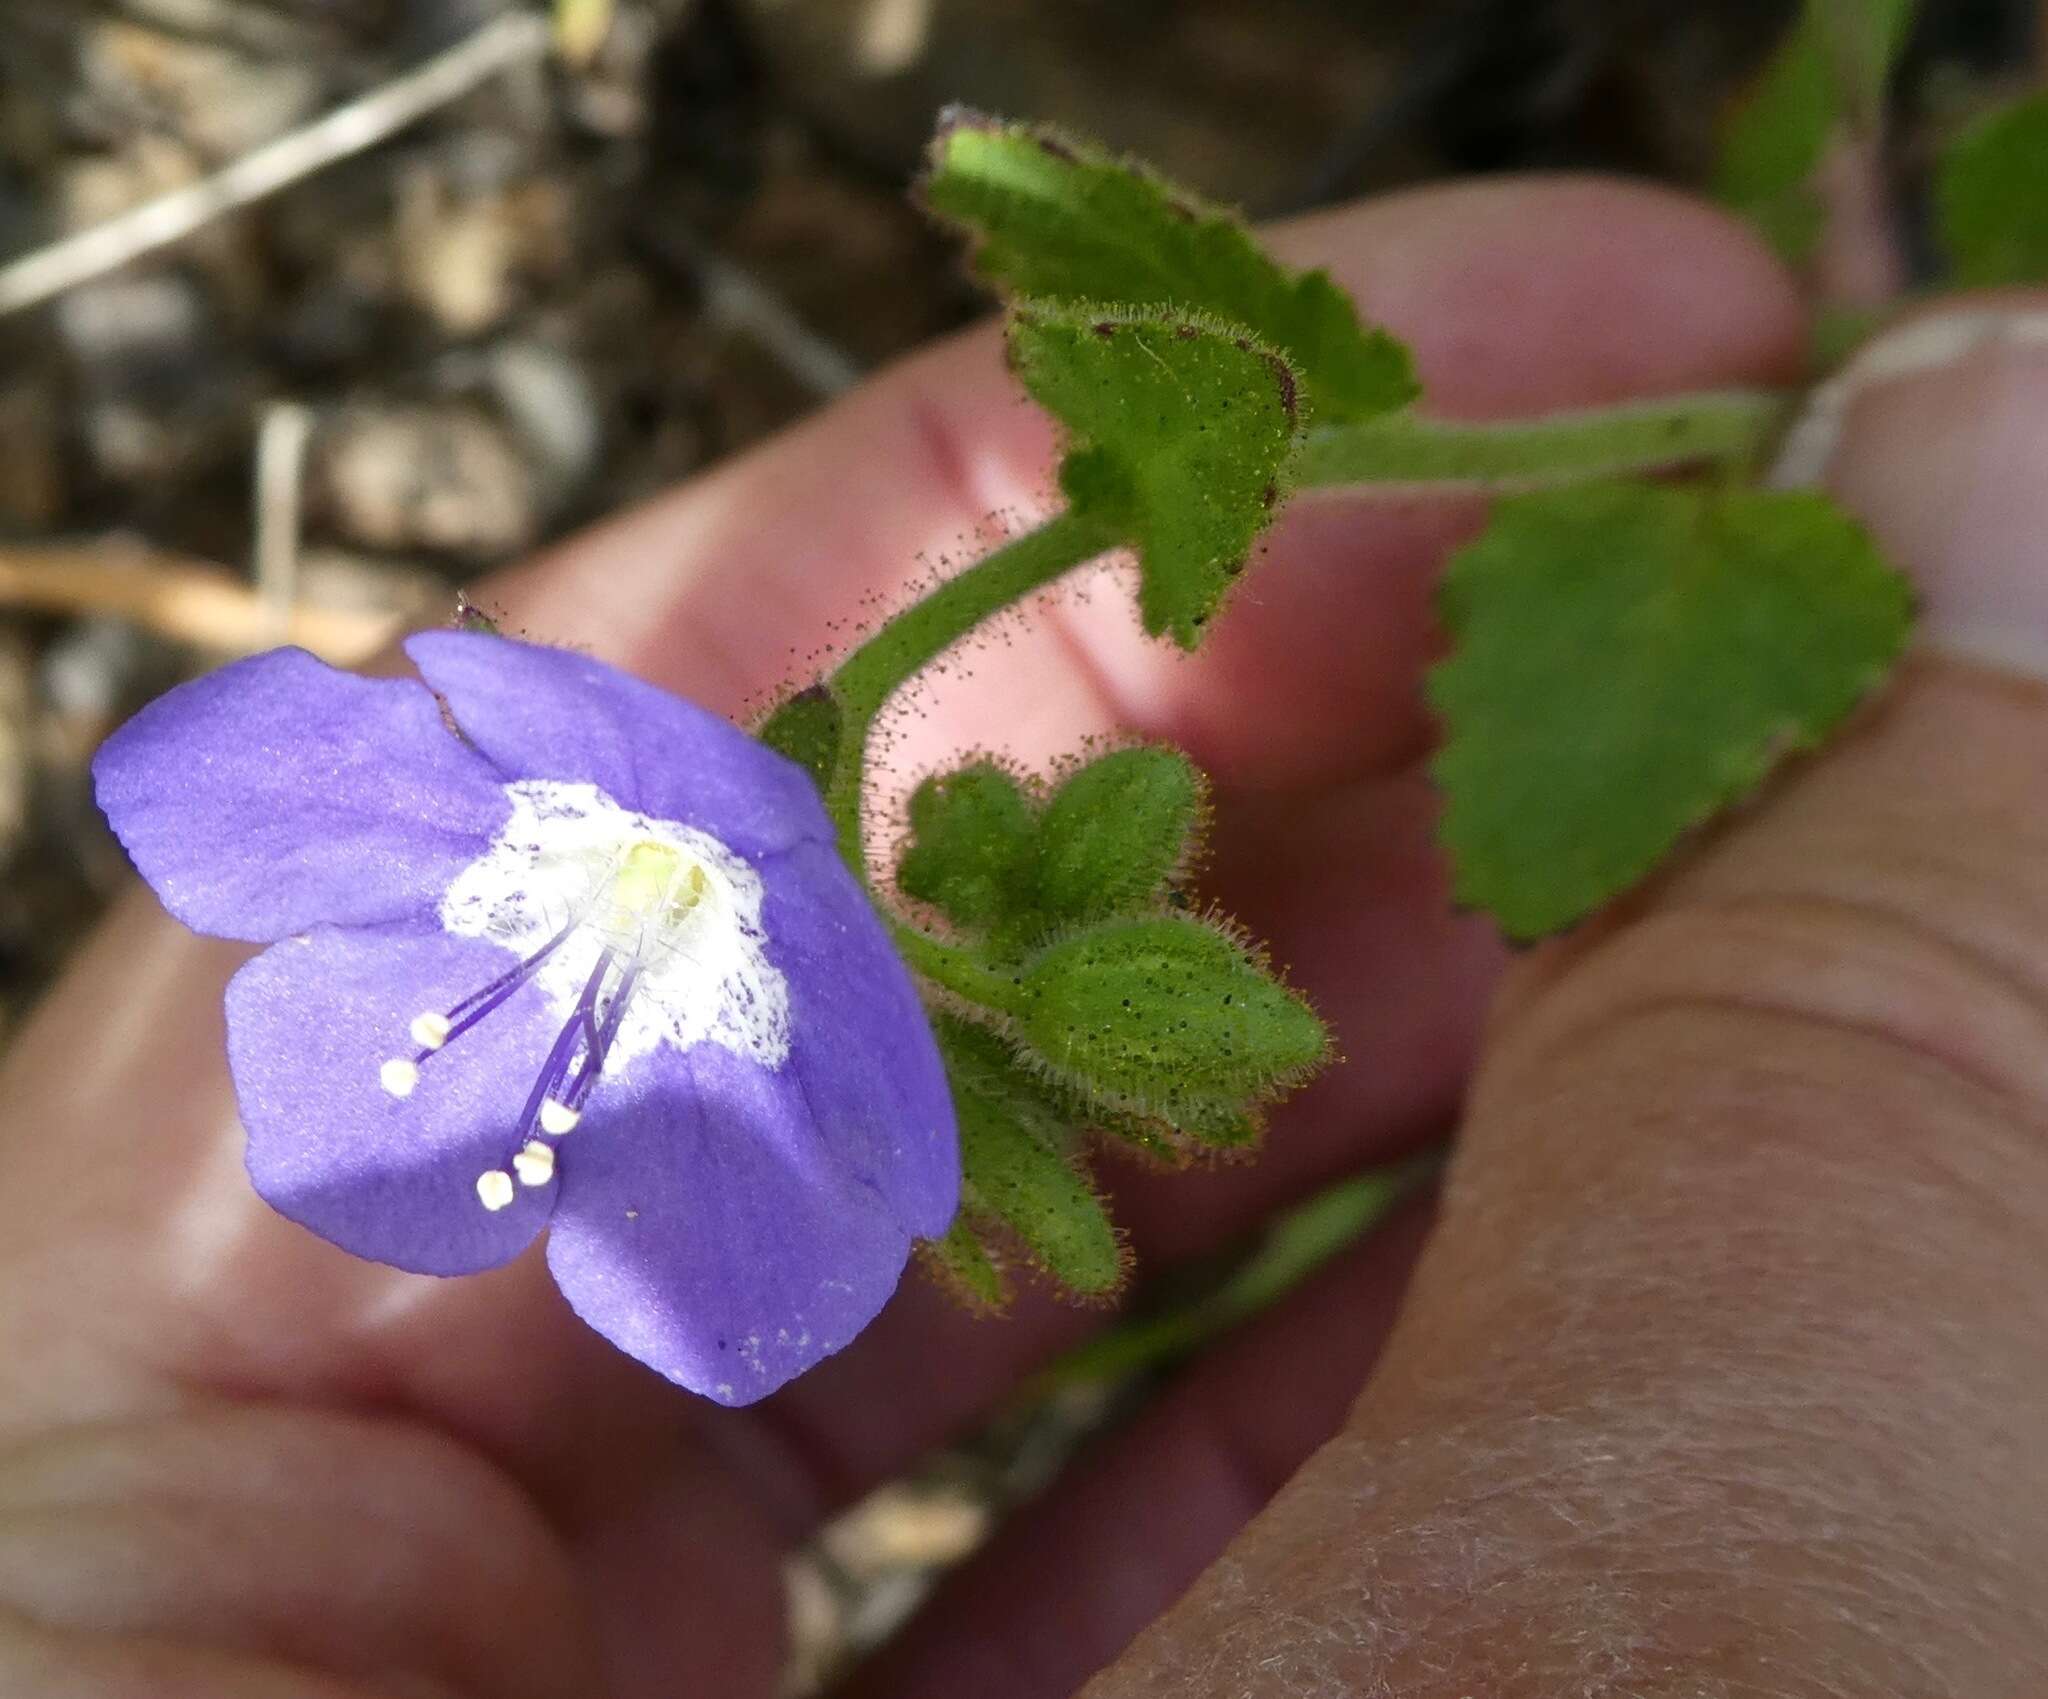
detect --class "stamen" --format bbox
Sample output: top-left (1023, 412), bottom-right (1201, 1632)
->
top-left (510, 949), bottom-right (613, 1141)
top-left (558, 959), bottom-right (643, 1119)
top-left (540, 1098), bottom-right (581, 1136)
top-left (384, 918), bottom-right (583, 1093)
top-left (512, 1141), bottom-right (556, 1187)
top-left (430, 915), bottom-right (580, 1053)
top-left (476, 1169), bottom-right (516, 1211)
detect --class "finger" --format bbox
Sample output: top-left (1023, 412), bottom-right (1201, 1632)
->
top-left (1087, 308), bottom-right (2048, 1697)
top-left (1, 182), bottom-right (1797, 1503)
top-left (841, 1201), bottom-right (1435, 1699)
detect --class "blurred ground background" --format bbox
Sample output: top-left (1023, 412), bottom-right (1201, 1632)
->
top-left (0, 0), bottom-right (2039, 1688)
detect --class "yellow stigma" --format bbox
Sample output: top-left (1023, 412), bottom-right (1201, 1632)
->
top-left (607, 841), bottom-right (708, 929)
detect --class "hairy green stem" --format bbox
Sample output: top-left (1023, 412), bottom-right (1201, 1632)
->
top-left (823, 506), bottom-right (1117, 878)
top-left (821, 384), bottom-right (1792, 1009)
top-left (1293, 388), bottom-right (1791, 490)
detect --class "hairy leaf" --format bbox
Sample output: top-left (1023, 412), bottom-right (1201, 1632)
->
top-left (1431, 484), bottom-right (1913, 939)
top-left (925, 113), bottom-right (1415, 423)
top-left (924, 1216), bottom-right (1009, 1309)
top-left (1937, 93), bottom-right (2048, 287)
top-left (941, 1019), bottom-right (1123, 1297)
top-left (1092, 1096), bottom-right (1259, 1162)
top-left (1036, 746), bottom-right (1204, 929)
top-left (1010, 307), bottom-right (1301, 647)
top-left (898, 761), bottom-right (1037, 932)
top-left (1013, 915), bottom-right (1328, 1117)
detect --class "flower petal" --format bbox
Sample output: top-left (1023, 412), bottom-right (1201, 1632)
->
top-left (404, 632), bottom-right (832, 858)
top-left (545, 1043), bottom-right (916, 1404)
top-left (761, 838), bottom-right (960, 1236)
top-left (94, 647), bottom-right (510, 942)
top-left (227, 926), bottom-right (559, 1274)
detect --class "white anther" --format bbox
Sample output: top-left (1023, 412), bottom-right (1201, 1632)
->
top-left (476, 1169), bottom-right (516, 1211)
top-left (512, 1141), bottom-right (556, 1187)
top-left (539, 1097), bottom-right (581, 1136)
top-left (379, 1058), bottom-right (420, 1099)
top-left (410, 1011), bottom-right (452, 1050)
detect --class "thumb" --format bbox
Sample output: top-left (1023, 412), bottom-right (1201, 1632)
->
top-left (1089, 304), bottom-right (2048, 1698)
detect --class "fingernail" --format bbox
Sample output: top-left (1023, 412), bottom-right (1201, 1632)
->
top-left (1775, 300), bottom-right (2048, 678)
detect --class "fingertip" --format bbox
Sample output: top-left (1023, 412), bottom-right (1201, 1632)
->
top-left (1273, 173), bottom-right (1808, 416)
top-left (1808, 297), bottom-right (2048, 675)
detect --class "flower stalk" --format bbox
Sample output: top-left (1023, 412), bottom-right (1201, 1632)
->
top-left (821, 506), bottom-right (1119, 879)
top-left (1292, 387), bottom-right (1792, 490)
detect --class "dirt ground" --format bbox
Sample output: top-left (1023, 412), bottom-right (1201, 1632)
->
top-left (0, 0), bottom-right (2036, 1688)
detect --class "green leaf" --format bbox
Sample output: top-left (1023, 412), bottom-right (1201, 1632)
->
top-left (1936, 93), bottom-right (2048, 287)
top-left (1036, 746), bottom-right (1205, 928)
top-left (756, 685), bottom-right (841, 793)
top-left (1844, 0), bottom-right (1919, 117)
top-left (1171, 1098), bottom-right (1260, 1151)
top-left (924, 1216), bottom-right (1009, 1310)
top-left (941, 1019), bottom-right (1123, 1297)
top-left (1713, 0), bottom-right (1918, 262)
top-left (1086, 1106), bottom-right (1193, 1165)
top-left (1092, 1096), bottom-right (1259, 1161)
top-left (1430, 483), bottom-right (1914, 940)
top-left (925, 112), bottom-right (1416, 424)
top-left (1034, 1156), bottom-right (1434, 1390)
top-left (1714, 22), bottom-right (1832, 260)
top-left (1012, 916), bottom-right (1328, 1118)
top-left (1009, 307), bottom-right (1301, 648)
top-left (898, 761), bottom-right (1038, 933)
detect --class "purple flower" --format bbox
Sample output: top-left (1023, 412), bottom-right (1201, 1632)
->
top-left (92, 632), bottom-right (959, 1404)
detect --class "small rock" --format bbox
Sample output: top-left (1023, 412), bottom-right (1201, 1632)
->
top-left (396, 166), bottom-right (570, 338)
top-left (60, 134), bottom-right (200, 231)
top-left (54, 274), bottom-right (203, 368)
top-left (83, 21), bottom-right (322, 161)
top-left (818, 1483), bottom-right (991, 1576)
top-left (487, 337), bottom-right (603, 506)
top-left (398, 174), bottom-right (522, 337)
top-left (56, 274), bottom-right (247, 484)
top-left (317, 401), bottom-right (540, 559)
top-left (80, 401), bottom-right (180, 485)
top-left (40, 614), bottom-right (150, 762)
top-left (559, 0), bottom-right (668, 137)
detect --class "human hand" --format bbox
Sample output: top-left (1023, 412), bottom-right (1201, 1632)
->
top-left (2, 175), bottom-right (2033, 1698)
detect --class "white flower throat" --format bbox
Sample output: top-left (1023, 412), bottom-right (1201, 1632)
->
top-left (378, 781), bottom-right (791, 1210)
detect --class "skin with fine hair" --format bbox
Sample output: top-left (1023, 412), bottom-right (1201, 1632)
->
top-left (2, 177), bottom-right (2047, 1697)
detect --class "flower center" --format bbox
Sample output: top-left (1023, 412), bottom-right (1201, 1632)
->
top-left (610, 840), bottom-right (704, 929)
top-left (376, 781), bottom-right (790, 1212)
